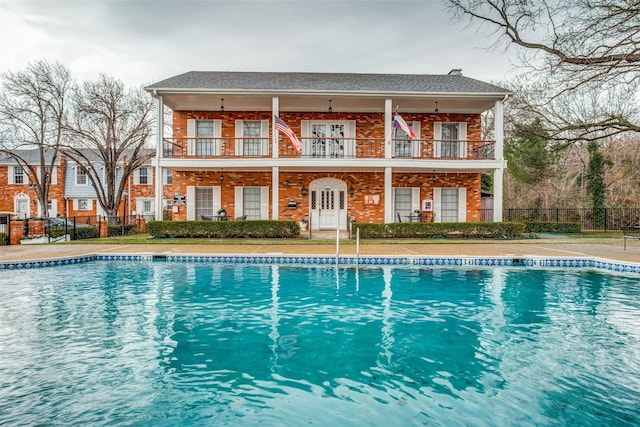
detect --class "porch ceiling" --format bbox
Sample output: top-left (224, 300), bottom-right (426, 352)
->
top-left (158, 93), bottom-right (500, 114)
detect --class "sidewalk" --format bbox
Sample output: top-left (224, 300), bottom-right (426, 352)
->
top-left (1, 237), bottom-right (638, 264)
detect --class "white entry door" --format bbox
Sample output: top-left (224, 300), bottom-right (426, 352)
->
top-left (309, 178), bottom-right (348, 230)
top-left (15, 199), bottom-right (29, 219)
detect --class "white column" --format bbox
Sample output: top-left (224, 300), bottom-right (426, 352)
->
top-left (493, 98), bottom-right (505, 222)
top-left (384, 167), bottom-right (393, 223)
top-left (272, 96), bottom-right (279, 159)
top-left (154, 95), bottom-right (164, 221)
top-left (384, 98), bottom-right (392, 159)
top-left (272, 166), bottom-right (279, 220)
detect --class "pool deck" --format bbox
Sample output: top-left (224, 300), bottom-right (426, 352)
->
top-left (1, 236), bottom-right (639, 264)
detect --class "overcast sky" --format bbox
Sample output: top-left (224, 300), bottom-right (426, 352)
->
top-left (0, 0), bottom-right (516, 88)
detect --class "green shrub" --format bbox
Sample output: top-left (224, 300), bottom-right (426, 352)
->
top-left (107, 224), bottom-right (138, 237)
top-left (523, 222), bottom-right (582, 233)
top-left (352, 222), bottom-right (526, 239)
top-left (147, 220), bottom-right (300, 239)
top-left (47, 226), bottom-right (98, 240)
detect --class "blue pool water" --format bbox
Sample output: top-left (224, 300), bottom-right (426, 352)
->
top-left (0, 262), bottom-right (639, 426)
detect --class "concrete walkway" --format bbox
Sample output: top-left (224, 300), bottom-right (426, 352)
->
top-left (1, 236), bottom-right (639, 264)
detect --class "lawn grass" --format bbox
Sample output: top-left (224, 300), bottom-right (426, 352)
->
top-left (65, 231), bottom-right (627, 246)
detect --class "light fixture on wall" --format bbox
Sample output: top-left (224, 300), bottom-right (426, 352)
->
top-left (431, 174), bottom-right (436, 183)
top-left (301, 186), bottom-right (307, 197)
top-left (220, 172), bottom-right (224, 183)
top-left (328, 99), bottom-right (333, 113)
top-left (220, 98), bottom-right (225, 113)
top-left (434, 101), bottom-right (439, 113)
top-left (349, 185), bottom-right (355, 197)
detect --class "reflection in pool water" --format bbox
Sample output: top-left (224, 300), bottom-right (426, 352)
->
top-left (0, 262), bottom-right (638, 426)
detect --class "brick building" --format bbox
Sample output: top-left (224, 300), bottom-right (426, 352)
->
top-left (146, 70), bottom-right (509, 230)
top-left (0, 150), bottom-right (157, 220)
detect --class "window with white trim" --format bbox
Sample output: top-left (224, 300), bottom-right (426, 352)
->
top-left (394, 188), bottom-right (412, 220)
top-left (242, 121), bottom-right (262, 156)
top-left (164, 168), bottom-right (172, 185)
top-left (137, 167), bottom-right (150, 185)
top-left (441, 123), bottom-right (459, 158)
top-left (78, 199), bottom-right (90, 211)
top-left (196, 120), bottom-right (215, 156)
top-left (440, 188), bottom-right (459, 222)
top-left (242, 187), bottom-right (261, 219)
top-left (13, 166), bottom-right (25, 184)
top-left (76, 167), bottom-right (87, 185)
top-left (195, 187), bottom-right (214, 218)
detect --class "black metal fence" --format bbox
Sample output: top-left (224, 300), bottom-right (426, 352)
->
top-left (481, 208), bottom-right (640, 232)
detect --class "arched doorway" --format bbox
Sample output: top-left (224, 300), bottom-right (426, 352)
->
top-left (309, 178), bottom-right (347, 230)
top-left (14, 192), bottom-right (30, 219)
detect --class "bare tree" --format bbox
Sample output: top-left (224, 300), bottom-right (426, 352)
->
top-left (63, 75), bottom-right (155, 219)
top-left (447, 0), bottom-right (640, 136)
top-left (0, 60), bottom-right (73, 217)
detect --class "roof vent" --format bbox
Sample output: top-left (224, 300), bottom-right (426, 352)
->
top-left (448, 69), bottom-right (463, 76)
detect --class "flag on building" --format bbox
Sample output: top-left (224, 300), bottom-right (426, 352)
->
top-left (275, 116), bottom-right (302, 152)
top-left (393, 113), bottom-right (417, 139)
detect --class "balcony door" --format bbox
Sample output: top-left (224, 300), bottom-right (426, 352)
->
top-left (309, 178), bottom-right (347, 230)
top-left (301, 120), bottom-right (356, 158)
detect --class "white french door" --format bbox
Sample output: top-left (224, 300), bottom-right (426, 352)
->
top-left (309, 178), bottom-right (348, 230)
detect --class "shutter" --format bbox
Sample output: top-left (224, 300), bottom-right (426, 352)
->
top-left (235, 119), bottom-right (243, 156)
top-left (73, 199), bottom-right (78, 210)
top-left (411, 187), bottom-right (420, 212)
top-left (134, 169), bottom-right (140, 185)
top-left (50, 199), bottom-right (58, 217)
top-left (433, 188), bottom-right (442, 223)
top-left (213, 186), bottom-right (221, 214)
top-left (235, 186), bottom-right (243, 218)
top-left (187, 119), bottom-right (196, 156)
top-left (213, 120), bottom-right (222, 156)
top-left (411, 121), bottom-right (421, 158)
top-left (458, 122), bottom-right (467, 159)
top-left (135, 199), bottom-right (143, 214)
top-left (261, 120), bottom-right (270, 156)
top-left (260, 186), bottom-right (269, 219)
top-left (186, 186), bottom-right (195, 220)
top-left (457, 188), bottom-right (467, 222)
top-left (88, 200), bottom-right (94, 211)
top-left (301, 120), bottom-right (310, 156)
top-left (434, 122), bottom-right (442, 158)
top-left (345, 120), bottom-right (356, 158)
top-left (9, 166), bottom-right (14, 184)
top-left (50, 166), bottom-right (57, 185)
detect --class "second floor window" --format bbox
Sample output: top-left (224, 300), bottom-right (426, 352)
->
top-left (76, 168), bottom-right (87, 185)
top-left (243, 121), bottom-right (262, 156)
top-left (441, 123), bottom-right (459, 158)
top-left (164, 168), bottom-right (172, 185)
top-left (196, 120), bottom-right (215, 156)
top-left (138, 167), bottom-right (149, 185)
top-left (13, 166), bottom-right (24, 184)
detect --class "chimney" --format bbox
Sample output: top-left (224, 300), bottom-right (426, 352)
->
top-left (448, 69), bottom-right (462, 76)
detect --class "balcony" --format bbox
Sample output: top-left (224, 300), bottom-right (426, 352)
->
top-left (161, 137), bottom-right (495, 160)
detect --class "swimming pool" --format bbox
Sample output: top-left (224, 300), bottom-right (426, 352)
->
top-left (0, 261), bottom-right (638, 426)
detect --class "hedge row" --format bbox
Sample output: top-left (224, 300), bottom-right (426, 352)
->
top-left (522, 222), bottom-right (582, 233)
top-left (48, 226), bottom-right (98, 240)
top-left (352, 222), bottom-right (527, 239)
top-left (107, 224), bottom-right (138, 237)
top-left (147, 220), bottom-right (300, 238)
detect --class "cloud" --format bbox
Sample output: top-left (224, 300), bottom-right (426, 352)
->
top-left (0, 0), bottom-right (515, 87)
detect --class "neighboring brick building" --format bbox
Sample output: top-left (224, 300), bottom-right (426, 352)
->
top-left (145, 70), bottom-right (509, 230)
top-left (0, 150), bottom-right (64, 218)
top-left (0, 150), bottom-right (157, 220)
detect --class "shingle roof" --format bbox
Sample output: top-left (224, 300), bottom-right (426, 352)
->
top-left (145, 71), bottom-right (509, 95)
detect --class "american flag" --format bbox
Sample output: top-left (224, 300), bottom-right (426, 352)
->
top-left (275, 116), bottom-right (302, 152)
